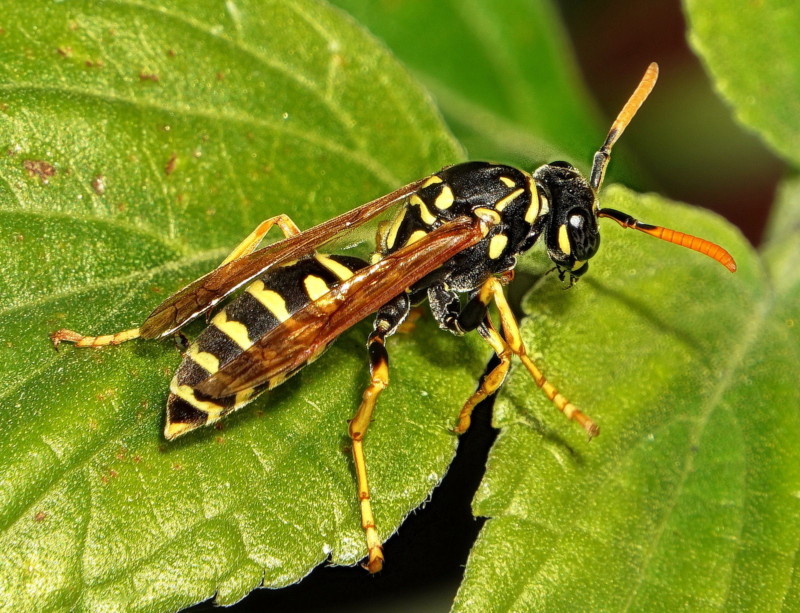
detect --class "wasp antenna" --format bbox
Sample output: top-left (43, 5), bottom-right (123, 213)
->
top-left (598, 208), bottom-right (737, 272)
top-left (590, 62), bottom-right (659, 192)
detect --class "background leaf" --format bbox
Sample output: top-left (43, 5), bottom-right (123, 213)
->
top-left (330, 0), bottom-right (606, 172)
top-left (454, 186), bottom-right (800, 611)
top-left (0, 1), bottom-right (490, 610)
top-left (685, 0), bottom-right (800, 168)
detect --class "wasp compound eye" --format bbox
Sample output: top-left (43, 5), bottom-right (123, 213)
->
top-left (566, 209), bottom-right (601, 261)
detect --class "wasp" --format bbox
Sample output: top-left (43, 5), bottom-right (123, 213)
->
top-left (51, 63), bottom-right (736, 573)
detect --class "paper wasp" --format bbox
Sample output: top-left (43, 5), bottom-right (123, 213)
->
top-left (51, 63), bottom-right (736, 573)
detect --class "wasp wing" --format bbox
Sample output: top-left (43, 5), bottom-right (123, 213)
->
top-left (139, 177), bottom-right (430, 339)
top-left (195, 215), bottom-right (486, 398)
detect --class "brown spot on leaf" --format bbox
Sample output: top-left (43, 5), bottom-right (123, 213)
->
top-left (57, 47), bottom-right (73, 58)
top-left (139, 72), bottom-right (160, 82)
top-left (96, 388), bottom-right (116, 402)
top-left (132, 455), bottom-right (142, 463)
top-left (34, 511), bottom-right (47, 522)
top-left (23, 159), bottom-right (56, 184)
top-left (216, 71), bottom-right (225, 81)
top-left (85, 59), bottom-right (104, 68)
top-left (167, 48), bottom-right (177, 57)
top-left (164, 153), bottom-right (177, 175)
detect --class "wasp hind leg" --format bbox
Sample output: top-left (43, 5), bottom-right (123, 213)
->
top-left (349, 293), bottom-right (410, 573)
top-left (455, 276), bottom-right (599, 438)
top-left (50, 214), bottom-right (302, 349)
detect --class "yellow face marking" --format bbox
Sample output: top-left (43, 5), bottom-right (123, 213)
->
top-left (385, 209), bottom-right (407, 250)
top-left (407, 229), bottom-right (428, 246)
top-left (315, 254), bottom-right (354, 280)
top-left (211, 310), bottom-right (252, 350)
top-left (572, 259), bottom-right (586, 271)
top-left (247, 280), bottom-right (290, 322)
top-left (187, 344), bottom-right (220, 374)
top-left (558, 224), bottom-right (572, 255)
top-left (474, 207), bottom-right (501, 225)
top-left (434, 185), bottom-right (454, 210)
top-left (410, 194), bottom-right (437, 225)
top-left (524, 199), bottom-right (539, 224)
top-left (304, 274), bottom-right (330, 301)
top-left (370, 253), bottom-right (382, 264)
top-left (500, 176), bottom-right (515, 188)
top-left (538, 192), bottom-right (550, 217)
top-left (488, 234), bottom-right (508, 259)
top-left (421, 175), bottom-right (443, 188)
top-left (494, 188), bottom-right (524, 212)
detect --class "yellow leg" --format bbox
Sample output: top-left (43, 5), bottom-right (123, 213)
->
top-left (50, 327), bottom-right (141, 349)
top-left (455, 276), bottom-right (599, 438)
top-left (50, 215), bottom-right (302, 349)
top-left (453, 322), bottom-right (511, 434)
top-left (219, 214), bottom-right (301, 265)
top-left (349, 326), bottom-right (391, 573)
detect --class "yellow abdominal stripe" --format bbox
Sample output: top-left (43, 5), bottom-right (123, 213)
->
top-left (315, 254), bottom-right (354, 280)
top-left (247, 280), bottom-right (290, 322)
top-left (211, 310), bottom-right (252, 350)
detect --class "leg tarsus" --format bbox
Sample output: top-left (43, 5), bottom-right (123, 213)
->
top-left (50, 327), bottom-right (141, 349)
top-left (349, 296), bottom-right (407, 573)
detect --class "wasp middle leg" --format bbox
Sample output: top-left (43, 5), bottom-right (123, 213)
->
top-left (349, 293), bottom-right (410, 573)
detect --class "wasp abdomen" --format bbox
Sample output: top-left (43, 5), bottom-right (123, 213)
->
top-left (165, 253), bottom-right (368, 439)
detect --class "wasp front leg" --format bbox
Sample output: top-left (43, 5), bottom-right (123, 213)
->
top-left (50, 214), bottom-right (302, 349)
top-left (454, 277), bottom-right (600, 437)
top-left (474, 276), bottom-right (599, 437)
top-left (349, 293), bottom-right (410, 573)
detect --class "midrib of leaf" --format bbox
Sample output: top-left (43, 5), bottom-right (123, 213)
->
top-left (0, 246), bottom-right (226, 410)
top-left (0, 239), bottom-right (225, 316)
top-left (0, 82), bottom-right (402, 188)
top-left (619, 293), bottom-right (773, 611)
top-left (0, 208), bottom-right (188, 268)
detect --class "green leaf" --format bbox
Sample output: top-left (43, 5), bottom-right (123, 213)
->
top-left (330, 0), bottom-right (604, 171)
top-left (454, 186), bottom-right (800, 612)
top-left (0, 1), bottom-right (488, 610)
top-left (685, 0), bottom-right (800, 168)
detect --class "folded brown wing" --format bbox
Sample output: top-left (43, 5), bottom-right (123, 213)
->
top-left (196, 216), bottom-right (485, 398)
top-left (139, 177), bottom-right (429, 339)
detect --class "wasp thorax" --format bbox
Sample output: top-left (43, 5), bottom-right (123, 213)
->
top-left (533, 162), bottom-right (601, 278)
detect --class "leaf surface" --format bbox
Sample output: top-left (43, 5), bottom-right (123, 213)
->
top-left (685, 0), bottom-right (800, 167)
top-left (0, 1), bottom-right (485, 610)
top-left (454, 186), bottom-right (800, 612)
top-left (331, 0), bottom-right (605, 172)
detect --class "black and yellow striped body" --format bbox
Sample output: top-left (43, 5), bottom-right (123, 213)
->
top-left (378, 162), bottom-right (544, 294)
top-left (165, 253), bottom-right (367, 439)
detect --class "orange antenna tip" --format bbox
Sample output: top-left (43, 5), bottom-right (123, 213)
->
top-left (598, 208), bottom-right (737, 272)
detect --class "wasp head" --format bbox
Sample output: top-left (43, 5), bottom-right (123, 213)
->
top-left (533, 161), bottom-right (600, 280)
